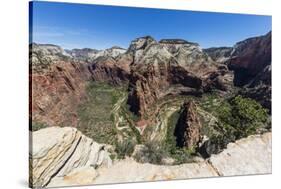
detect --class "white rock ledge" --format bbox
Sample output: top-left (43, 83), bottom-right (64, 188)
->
top-left (29, 127), bottom-right (271, 188)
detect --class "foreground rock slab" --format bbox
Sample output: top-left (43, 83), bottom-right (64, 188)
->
top-left (209, 132), bottom-right (272, 176)
top-left (30, 127), bottom-right (271, 188)
top-left (29, 127), bottom-right (112, 188)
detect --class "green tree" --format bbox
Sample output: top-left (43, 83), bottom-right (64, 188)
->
top-left (218, 95), bottom-right (268, 138)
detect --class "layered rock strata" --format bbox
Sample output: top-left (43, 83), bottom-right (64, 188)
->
top-left (29, 127), bottom-right (112, 188)
top-left (29, 127), bottom-right (271, 188)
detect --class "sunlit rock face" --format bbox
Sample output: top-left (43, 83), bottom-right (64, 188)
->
top-left (203, 47), bottom-right (233, 64)
top-left (30, 127), bottom-right (271, 188)
top-left (29, 127), bottom-right (112, 188)
top-left (126, 36), bottom-right (232, 117)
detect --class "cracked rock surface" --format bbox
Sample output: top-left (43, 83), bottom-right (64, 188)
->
top-left (29, 127), bottom-right (112, 188)
top-left (30, 127), bottom-right (271, 188)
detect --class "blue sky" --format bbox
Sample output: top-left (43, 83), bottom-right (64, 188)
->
top-left (30, 1), bottom-right (271, 50)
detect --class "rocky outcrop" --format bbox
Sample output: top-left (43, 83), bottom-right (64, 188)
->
top-left (30, 127), bottom-right (271, 187)
top-left (126, 36), bottom-right (232, 117)
top-left (92, 132), bottom-right (271, 184)
top-left (174, 101), bottom-right (202, 148)
top-left (30, 43), bottom-right (72, 71)
top-left (209, 132), bottom-right (271, 176)
top-left (29, 127), bottom-right (112, 188)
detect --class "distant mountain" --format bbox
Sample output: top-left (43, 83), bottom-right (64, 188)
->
top-left (203, 47), bottom-right (233, 64)
top-left (31, 43), bottom-right (126, 65)
top-left (66, 46), bottom-right (126, 61)
top-left (30, 32), bottom-right (271, 128)
top-left (65, 48), bottom-right (99, 61)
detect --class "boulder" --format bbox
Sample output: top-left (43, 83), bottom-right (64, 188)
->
top-left (29, 127), bottom-right (112, 188)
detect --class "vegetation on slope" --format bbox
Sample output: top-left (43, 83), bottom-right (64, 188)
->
top-left (76, 82), bottom-right (142, 148)
top-left (77, 82), bottom-right (124, 145)
top-left (31, 81), bottom-right (270, 164)
top-left (30, 121), bottom-right (48, 132)
top-left (198, 93), bottom-right (270, 157)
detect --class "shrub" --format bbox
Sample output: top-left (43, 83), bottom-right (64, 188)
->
top-left (218, 95), bottom-right (268, 138)
top-left (115, 139), bottom-right (136, 159)
top-left (31, 122), bottom-right (48, 131)
top-left (138, 141), bottom-right (169, 164)
top-left (199, 95), bottom-right (269, 157)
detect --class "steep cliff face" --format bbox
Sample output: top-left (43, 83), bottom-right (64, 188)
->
top-left (88, 54), bottom-right (132, 85)
top-left (228, 32), bottom-right (271, 86)
top-left (240, 65), bottom-right (272, 111)
top-left (30, 44), bottom-right (91, 128)
top-left (228, 32), bottom-right (272, 111)
top-left (174, 101), bottom-right (202, 148)
top-left (126, 36), bottom-right (232, 117)
top-left (30, 61), bottom-right (90, 127)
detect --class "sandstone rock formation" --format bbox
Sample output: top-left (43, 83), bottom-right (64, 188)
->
top-left (174, 101), bottom-right (202, 148)
top-left (209, 132), bottom-right (271, 176)
top-left (30, 32), bottom-right (271, 129)
top-left (204, 32), bottom-right (272, 111)
top-left (228, 32), bottom-right (271, 86)
top-left (203, 47), bottom-right (233, 64)
top-left (88, 55), bottom-right (131, 85)
top-left (30, 60), bottom-right (90, 127)
top-left (29, 127), bottom-right (271, 188)
top-left (29, 127), bottom-right (112, 188)
top-left (66, 48), bottom-right (99, 61)
top-left (125, 36), bottom-right (232, 117)
top-left (30, 43), bottom-right (93, 127)
top-left (66, 46), bottom-right (126, 62)
top-left (228, 32), bottom-right (271, 111)
top-left (30, 43), bottom-right (129, 127)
